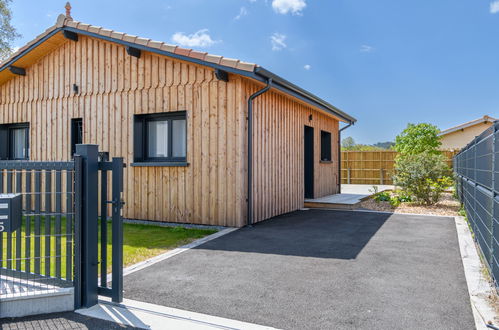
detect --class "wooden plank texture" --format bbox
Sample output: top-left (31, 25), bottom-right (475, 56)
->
top-left (0, 34), bottom-right (342, 227)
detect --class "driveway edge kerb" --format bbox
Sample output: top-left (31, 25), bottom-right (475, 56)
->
top-left (454, 215), bottom-right (497, 330)
top-left (76, 297), bottom-right (278, 329)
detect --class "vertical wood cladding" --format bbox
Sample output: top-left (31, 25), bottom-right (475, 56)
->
top-left (0, 33), bottom-right (340, 227)
top-left (243, 80), bottom-right (339, 224)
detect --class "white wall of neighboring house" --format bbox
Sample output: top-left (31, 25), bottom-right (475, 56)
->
top-left (440, 122), bottom-right (494, 151)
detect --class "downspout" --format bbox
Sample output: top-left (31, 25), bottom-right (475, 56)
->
top-left (247, 78), bottom-right (273, 226)
top-left (338, 122), bottom-right (354, 194)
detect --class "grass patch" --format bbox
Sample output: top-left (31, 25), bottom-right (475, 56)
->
top-left (117, 222), bottom-right (217, 270)
top-left (1, 217), bottom-right (217, 279)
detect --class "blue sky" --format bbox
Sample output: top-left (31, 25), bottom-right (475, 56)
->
top-left (9, 0), bottom-right (499, 144)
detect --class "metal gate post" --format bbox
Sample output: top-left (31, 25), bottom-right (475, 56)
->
top-left (111, 157), bottom-right (124, 303)
top-left (76, 144), bottom-right (99, 308)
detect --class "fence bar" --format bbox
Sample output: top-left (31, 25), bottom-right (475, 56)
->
top-left (55, 170), bottom-right (62, 279)
top-left (25, 170), bottom-right (32, 273)
top-left (0, 169), bottom-right (3, 268)
top-left (34, 171), bottom-right (41, 274)
top-left (44, 170), bottom-right (52, 276)
top-left (6, 170), bottom-right (12, 269)
top-left (66, 170), bottom-right (73, 281)
top-left (111, 157), bottom-right (124, 303)
top-left (15, 171), bottom-right (22, 271)
top-left (100, 158), bottom-right (108, 288)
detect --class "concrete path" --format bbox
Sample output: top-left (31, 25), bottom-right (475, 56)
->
top-left (341, 184), bottom-right (394, 194)
top-left (0, 311), bottom-right (137, 329)
top-left (124, 210), bottom-right (475, 330)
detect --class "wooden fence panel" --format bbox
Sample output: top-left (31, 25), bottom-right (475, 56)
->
top-left (341, 150), bottom-right (458, 185)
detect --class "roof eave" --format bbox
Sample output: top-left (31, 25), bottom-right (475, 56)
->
top-left (0, 25), bottom-right (356, 124)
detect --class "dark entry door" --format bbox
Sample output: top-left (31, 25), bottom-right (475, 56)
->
top-left (304, 126), bottom-right (314, 198)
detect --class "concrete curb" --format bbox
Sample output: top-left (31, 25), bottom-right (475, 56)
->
top-left (76, 297), bottom-right (278, 329)
top-left (454, 215), bottom-right (497, 330)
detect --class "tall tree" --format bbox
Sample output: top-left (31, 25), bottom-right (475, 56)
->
top-left (0, 0), bottom-right (20, 61)
top-left (341, 136), bottom-right (356, 149)
top-left (394, 123), bottom-right (441, 155)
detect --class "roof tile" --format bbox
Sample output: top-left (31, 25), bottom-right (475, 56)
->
top-left (87, 26), bottom-right (101, 34)
top-left (204, 54), bottom-right (222, 65)
top-left (236, 61), bottom-right (255, 72)
top-left (76, 23), bottom-right (90, 31)
top-left (189, 50), bottom-right (207, 60)
top-left (160, 43), bottom-right (177, 53)
top-left (135, 37), bottom-right (149, 46)
top-left (122, 34), bottom-right (137, 43)
top-left (148, 40), bottom-right (163, 49)
top-left (65, 20), bottom-right (78, 28)
top-left (110, 31), bottom-right (125, 40)
top-left (99, 29), bottom-right (113, 37)
top-left (174, 47), bottom-right (192, 57)
top-left (220, 58), bottom-right (239, 68)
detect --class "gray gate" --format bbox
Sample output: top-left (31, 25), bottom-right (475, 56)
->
top-left (0, 144), bottom-right (124, 314)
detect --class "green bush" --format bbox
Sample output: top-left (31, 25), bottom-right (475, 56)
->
top-left (373, 191), bottom-right (391, 202)
top-left (394, 152), bottom-right (452, 205)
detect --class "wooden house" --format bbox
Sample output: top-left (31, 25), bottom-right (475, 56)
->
top-left (0, 13), bottom-right (356, 227)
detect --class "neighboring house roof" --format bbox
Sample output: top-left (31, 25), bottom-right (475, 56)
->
top-left (438, 115), bottom-right (497, 136)
top-left (0, 14), bottom-right (356, 124)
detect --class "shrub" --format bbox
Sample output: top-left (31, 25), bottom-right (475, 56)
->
top-left (373, 191), bottom-right (391, 202)
top-left (394, 152), bottom-right (452, 205)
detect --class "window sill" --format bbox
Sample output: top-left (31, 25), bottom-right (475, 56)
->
top-left (131, 162), bottom-right (189, 167)
top-left (320, 160), bottom-right (333, 164)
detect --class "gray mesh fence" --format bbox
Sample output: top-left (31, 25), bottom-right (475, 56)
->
top-left (455, 121), bottom-right (499, 286)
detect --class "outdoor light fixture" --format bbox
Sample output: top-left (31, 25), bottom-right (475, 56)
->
top-left (309, 114), bottom-right (313, 121)
top-left (73, 84), bottom-right (79, 94)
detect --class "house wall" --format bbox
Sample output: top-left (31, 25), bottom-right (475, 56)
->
top-left (440, 122), bottom-right (494, 150)
top-left (0, 35), bottom-right (248, 227)
top-left (242, 79), bottom-right (340, 224)
top-left (0, 33), bottom-right (342, 227)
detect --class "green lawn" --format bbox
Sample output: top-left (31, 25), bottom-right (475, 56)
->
top-left (0, 217), bottom-right (217, 279)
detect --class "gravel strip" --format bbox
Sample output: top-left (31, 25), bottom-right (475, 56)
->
top-left (359, 192), bottom-right (460, 216)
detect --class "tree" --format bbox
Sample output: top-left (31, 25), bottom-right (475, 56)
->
top-left (0, 0), bottom-right (20, 61)
top-left (394, 123), bottom-right (441, 155)
top-left (341, 137), bottom-right (356, 149)
top-left (372, 141), bottom-right (394, 150)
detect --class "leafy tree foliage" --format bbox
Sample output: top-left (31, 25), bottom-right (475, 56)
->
top-left (0, 0), bottom-right (20, 61)
top-left (394, 123), bottom-right (441, 155)
top-left (341, 136), bottom-right (356, 149)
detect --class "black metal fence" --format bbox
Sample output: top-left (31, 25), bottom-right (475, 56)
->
top-left (0, 160), bottom-right (78, 298)
top-left (454, 121), bottom-right (499, 286)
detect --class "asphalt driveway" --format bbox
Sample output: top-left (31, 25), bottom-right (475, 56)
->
top-left (124, 210), bottom-right (475, 330)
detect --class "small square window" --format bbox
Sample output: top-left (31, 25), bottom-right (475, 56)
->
top-left (0, 123), bottom-right (29, 160)
top-left (321, 130), bottom-right (332, 162)
top-left (71, 118), bottom-right (83, 157)
top-left (134, 111), bottom-right (187, 163)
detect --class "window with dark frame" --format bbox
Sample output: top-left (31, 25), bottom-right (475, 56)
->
top-left (0, 123), bottom-right (30, 160)
top-left (134, 111), bottom-right (187, 163)
top-left (320, 130), bottom-right (332, 162)
top-left (71, 118), bottom-right (83, 158)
